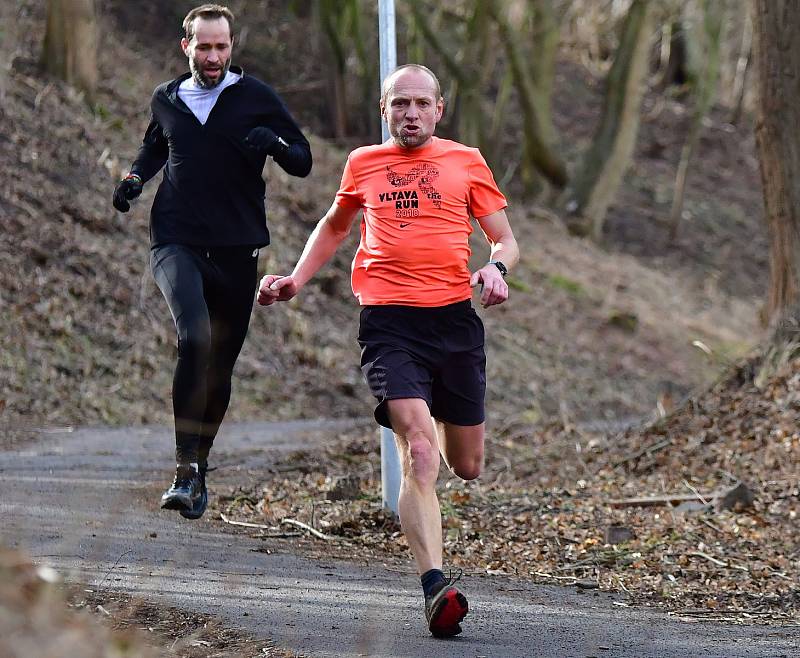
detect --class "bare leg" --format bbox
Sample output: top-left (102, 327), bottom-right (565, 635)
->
top-left (389, 407), bottom-right (480, 637)
top-left (387, 398), bottom-right (443, 574)
top-left (388, 400), bottom-right (488, 573)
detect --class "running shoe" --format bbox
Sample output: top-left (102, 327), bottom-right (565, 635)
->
top-left (160, 464), bottom-right (202, 512)
top-left (425, 570), bottom-right (469, 638)
top-left (179, 464), bottom-right (208, 520)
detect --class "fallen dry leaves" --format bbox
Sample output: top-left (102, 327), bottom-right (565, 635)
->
top-left (213, 357), bottom-right (800, 626)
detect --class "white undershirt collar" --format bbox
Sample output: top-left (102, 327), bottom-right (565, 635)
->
top-left (178, 70), bottom-right (241, 125)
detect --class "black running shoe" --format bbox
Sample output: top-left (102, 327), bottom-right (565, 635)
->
top-left (160, 464), bottom-right (202, 512)
top-left (179, 464), bottom-right (208, 520)
top-left (425, 570), bottom-right (469, 638)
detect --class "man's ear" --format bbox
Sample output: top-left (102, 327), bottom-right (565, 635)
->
top-left (180, 37), bottom-right (190, 55)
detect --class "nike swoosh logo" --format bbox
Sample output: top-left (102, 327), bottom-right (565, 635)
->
top-left (400, 222), bottom-right (412, 228)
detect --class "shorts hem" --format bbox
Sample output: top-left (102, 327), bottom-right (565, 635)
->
top-left (374, 394), bottom-right (431, 430)
top-left (431, 412), bottom-right (485, 427)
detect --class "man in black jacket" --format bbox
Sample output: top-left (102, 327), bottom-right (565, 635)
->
top-left (113, 3), bottom-right (311, 520)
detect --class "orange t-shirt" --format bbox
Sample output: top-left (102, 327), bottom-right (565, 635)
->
top-left (334, 137), bottom-right (508, 307)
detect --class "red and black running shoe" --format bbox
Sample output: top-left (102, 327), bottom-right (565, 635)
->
top-left (425, 571), bottom-right (469, 638)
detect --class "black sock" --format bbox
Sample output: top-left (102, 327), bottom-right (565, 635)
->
top-left (421, 568), bottom-right (446, 598)
top-left (197, 438), bottom-right (213, 468)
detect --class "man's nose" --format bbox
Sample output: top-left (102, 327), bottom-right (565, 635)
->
top-left (405, 102), bottom-right (420, 119)
top-left (207, 49), bottom-right (220, 62)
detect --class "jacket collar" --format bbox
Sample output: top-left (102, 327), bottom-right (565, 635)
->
top-left (164, 65), bottom-right (245, 109)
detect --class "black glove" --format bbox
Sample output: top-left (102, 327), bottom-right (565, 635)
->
top-left (245, 126), bottom-right (285, 156)
top-left (113, 174), bottom-right (143, 212)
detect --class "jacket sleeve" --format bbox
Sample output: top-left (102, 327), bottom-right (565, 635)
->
top-left (273, 136), bottom-right (312, 178)
top-left (261, 86), bottom-right (312, 178)
top-left (130, 115), bottom-right (169, 184)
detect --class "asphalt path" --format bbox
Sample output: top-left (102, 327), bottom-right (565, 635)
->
top-left (1, 423), bottom-right (797, 658)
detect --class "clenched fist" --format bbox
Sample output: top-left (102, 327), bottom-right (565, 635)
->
top-left (257, 274), bottom-right (299, 306)
top-left (112, 174), bottom-right (143, 212)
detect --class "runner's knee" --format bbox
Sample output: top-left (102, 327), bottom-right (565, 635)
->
top-left (400, 430), bottom-right (440, 486)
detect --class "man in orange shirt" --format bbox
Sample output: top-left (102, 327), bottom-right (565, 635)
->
top-left (258, 64), bottom-right (518, 638)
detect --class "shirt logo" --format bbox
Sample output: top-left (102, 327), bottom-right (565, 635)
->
top-left (378, 163), bottom-right (442, 219)
top-left (399, 222), bottom-right (412, 228)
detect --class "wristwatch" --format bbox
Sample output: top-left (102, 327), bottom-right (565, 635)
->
top-left (488, 260), bottom-right (508, 278)
top-left (274, 136), bottom-right (290, 156)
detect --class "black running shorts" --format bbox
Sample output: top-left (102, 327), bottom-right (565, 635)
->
top-left (357, 300), bottom-right (486, 429)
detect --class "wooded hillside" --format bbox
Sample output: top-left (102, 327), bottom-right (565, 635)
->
top-left (2, 0), bottom-right (799, 634)
top-left (1, 0), bottom-right (768, 440)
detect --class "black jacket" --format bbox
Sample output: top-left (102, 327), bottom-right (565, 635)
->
top-left (131, 67), bottom-right (312, 247)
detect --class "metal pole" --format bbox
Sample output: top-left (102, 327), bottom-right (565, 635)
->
top-left (378, 0), bottom-right (401, 515)
top-left (379, 0), bottom-right (396, 142)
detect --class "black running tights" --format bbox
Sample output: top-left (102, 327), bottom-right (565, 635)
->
top-left (150, 244), bottom-right (258, 464)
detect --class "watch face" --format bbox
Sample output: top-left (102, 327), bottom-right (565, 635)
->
top-left (492, 261), bottom-right (507, 276)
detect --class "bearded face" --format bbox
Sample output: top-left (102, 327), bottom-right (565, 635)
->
top-left (181, 17), bottom-right (233, 89)
top-left (188, 51), bottom-right (231, 89)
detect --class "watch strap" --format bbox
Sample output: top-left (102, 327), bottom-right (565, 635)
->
top-left (488, 260), bottom-right (508, 277)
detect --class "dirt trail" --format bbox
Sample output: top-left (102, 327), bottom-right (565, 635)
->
top-left (1, 423), bottom-right (795, 658)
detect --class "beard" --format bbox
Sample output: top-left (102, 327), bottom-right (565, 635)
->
top-left (390, 124), bottom-right (430, 149)
top-left (189, 55), bottom-right (231, 89)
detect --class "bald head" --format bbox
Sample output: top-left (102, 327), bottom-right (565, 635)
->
top-left (380, 64), bottom-right (442, 108)
top-left (380, 64), bottom-right (444, 149)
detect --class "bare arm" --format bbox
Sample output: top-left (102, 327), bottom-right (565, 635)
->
top-left (470, 209), bottom-right (519, 308)
top-left (257, 202), bottom-right (359, 306)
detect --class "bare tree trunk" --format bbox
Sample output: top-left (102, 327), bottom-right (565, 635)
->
top-left (406, 8), bottom-right (426, 64)
top-left (751, 0), bottom-right (800, 346)
top-left (42, 0), bottom-right (97, 103)
top-left (528, 0), bottom-right (559, 149)
top-left (565, 0), bottom-right (655, 241)
top-left (655, 19), bottom-right (688, 91)
top-left (462, 2), bottom-right (495, 151)
top-left (728, 9), bottom-right (752, 125)
top-left (319, 0), bottom-right (348, 139)
top-left (490, 0), bottom-right (568, 192)
top-left (407, 0), bottom-right (487, 150)
top-left (350, 3), bottom-right (380, 140)
top-left (669, 0), bottom-right (724, 241)
top-left (514, 0), bottom-right (562, 197)
top-left (488, 67), bottom-right (514, 148)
